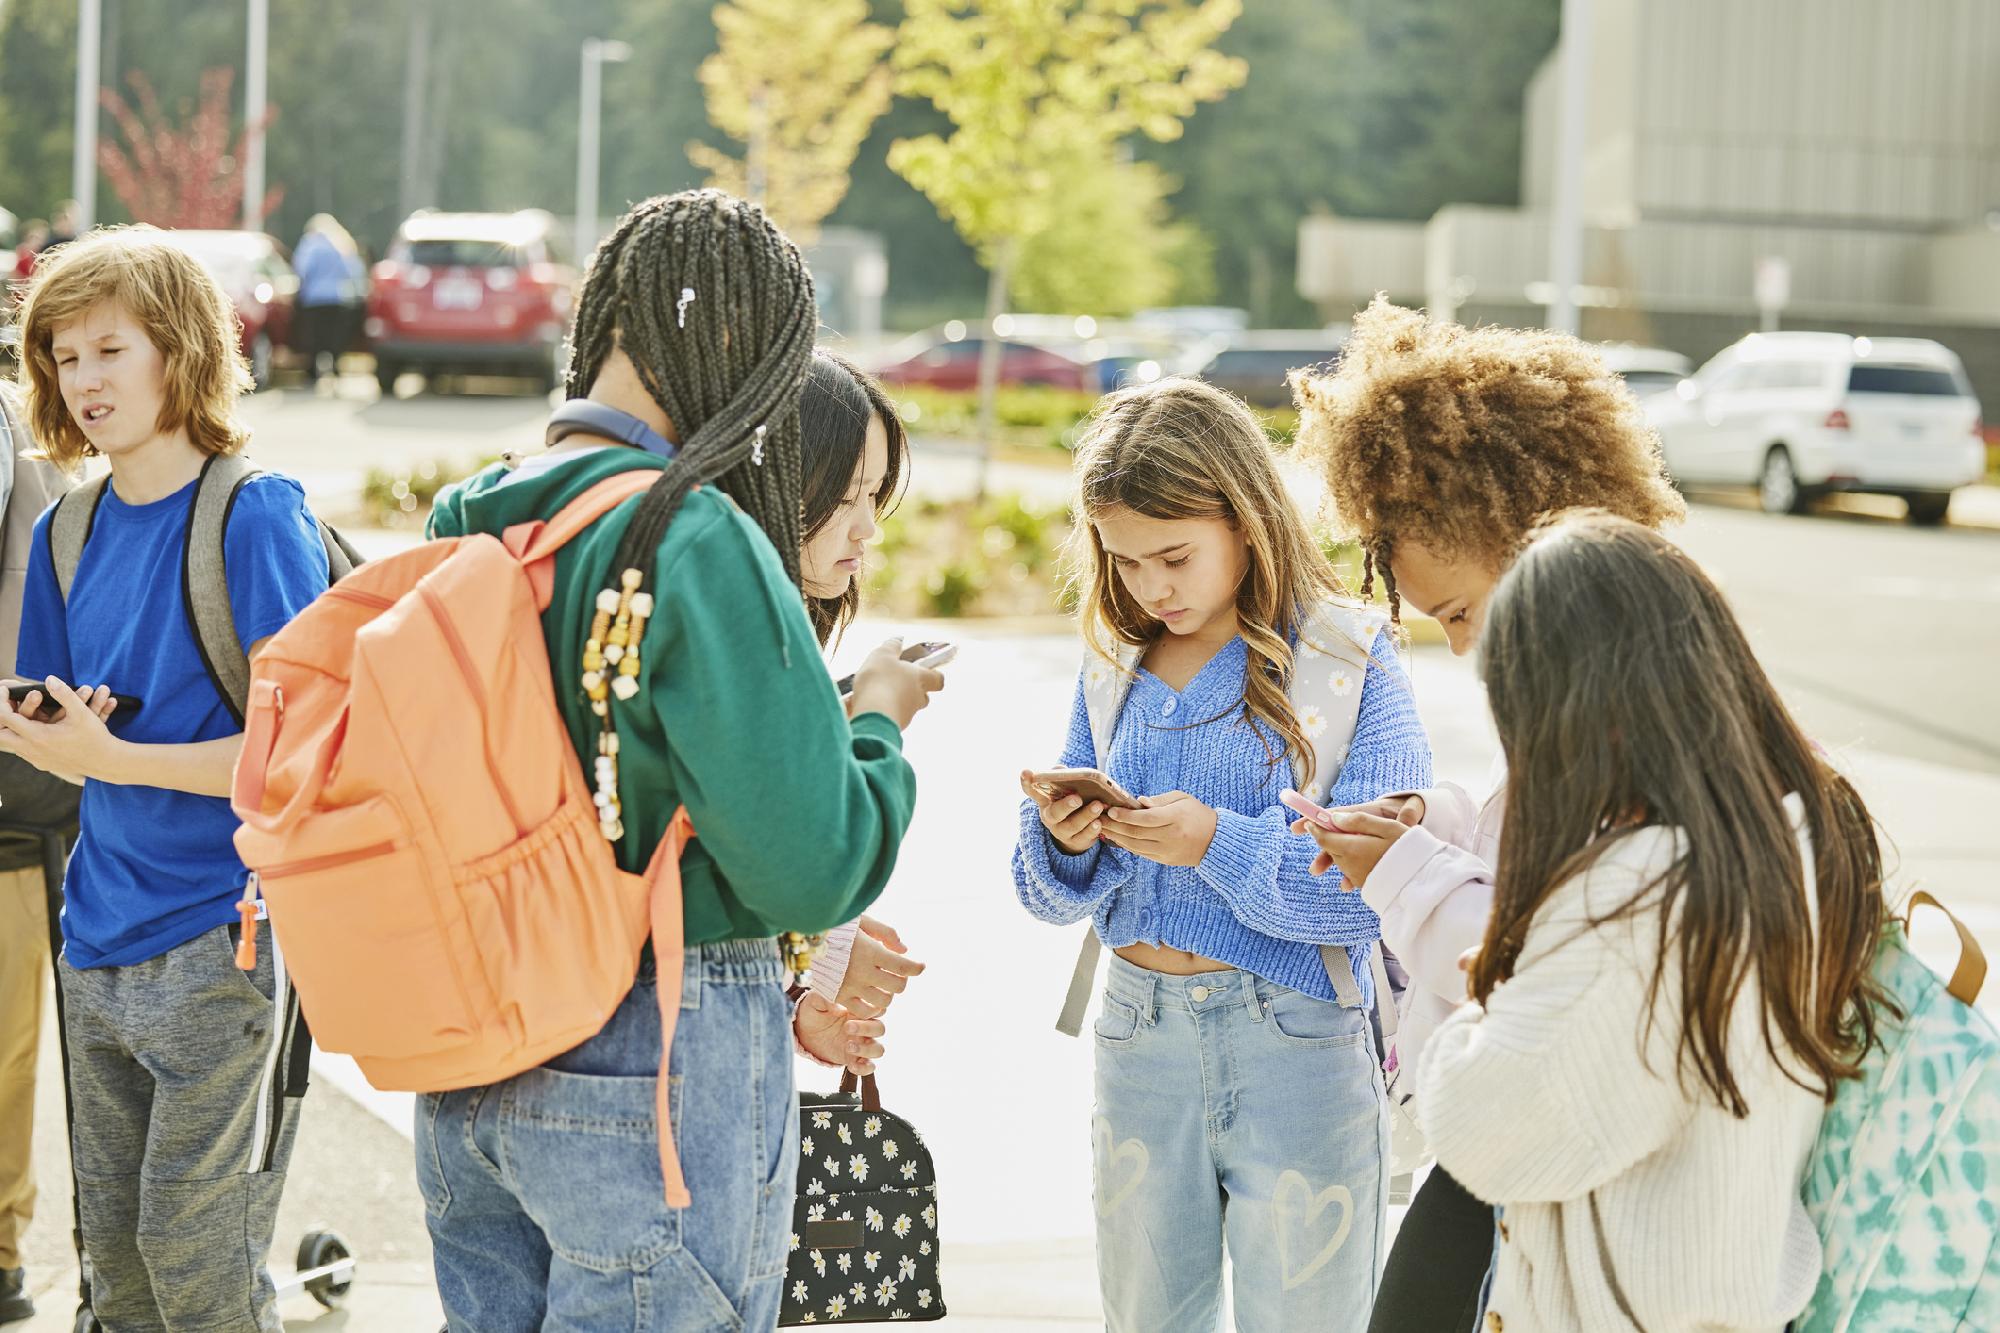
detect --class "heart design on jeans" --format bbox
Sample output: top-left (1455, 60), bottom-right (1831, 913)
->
top-left (1272, 1169), bottom-right (1353, 1291)
top-left (1092, 1116), bottom-right (1149, 1217)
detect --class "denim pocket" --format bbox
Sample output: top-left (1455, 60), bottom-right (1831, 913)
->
top-left (1262, 986), bottom-right (1366, 1049)
top-left (1094, 993), bottom-right (1142, 1045)
top-left (414, 1093), bottom-right (453, 1218)
top-left (499, 1066), bottom-right (679, 1272)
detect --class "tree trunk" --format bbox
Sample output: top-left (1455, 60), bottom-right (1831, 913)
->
top-left (974, 243), bottom-right (1013, 502)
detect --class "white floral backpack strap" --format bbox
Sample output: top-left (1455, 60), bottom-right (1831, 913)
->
top-left (1056, 641), bottom-right (1142, 1036)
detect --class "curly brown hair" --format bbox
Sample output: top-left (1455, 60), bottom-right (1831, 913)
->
top-left (1292, 297), bottom-right (1684, 613)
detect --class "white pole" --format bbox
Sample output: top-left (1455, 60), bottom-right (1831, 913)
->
top-left (1546, 0), bottom-right (1591, 334)
top-left (576, 41), bottom-right (601, 256)
top-left (243, 0), bottom-right (269, 230)
top-left (73, 0), bottom-right (101, 228)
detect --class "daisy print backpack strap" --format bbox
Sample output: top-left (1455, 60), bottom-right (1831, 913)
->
top-left (1054, 600), bottom-right (1388, 1036)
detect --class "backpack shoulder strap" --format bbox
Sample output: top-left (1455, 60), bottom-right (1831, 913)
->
top-left (48, 475), bottom-right (111, 602)
top-left (1289, 599), bottom-right (1389, 802)
top-left (1080, 635), bottom-right (1144, 768)
top-left (185, 454), bottom-right (260, 725)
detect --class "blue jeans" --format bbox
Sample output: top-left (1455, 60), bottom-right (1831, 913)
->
top-left (415, 938), bottom-right (798, 1332)
top-left (1092, 955), bottom-right (1389, 1333)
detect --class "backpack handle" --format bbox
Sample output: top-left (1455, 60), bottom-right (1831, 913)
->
top-left (838, 1068), bottom-right (884, 1114)
top-left (1907, 890), bottom-right (1986, 1006)
top-left (232, 679), bottom-right (338, 833)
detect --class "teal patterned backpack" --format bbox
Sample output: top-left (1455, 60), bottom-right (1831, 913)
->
top-left (1798, 892), bottom-right (1997, 1332)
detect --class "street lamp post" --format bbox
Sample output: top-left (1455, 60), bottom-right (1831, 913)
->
top-left (575, 38), bottom-right (632, 257)
top-left (73, 0), bottom-right (102, 228)
top-left (1546, 0), bottom-right (1592, 334)
top-left (243, 0), bottom-right (269, 231)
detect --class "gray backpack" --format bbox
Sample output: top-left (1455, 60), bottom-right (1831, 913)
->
top-left (45, 453), bottom-right (361, 724)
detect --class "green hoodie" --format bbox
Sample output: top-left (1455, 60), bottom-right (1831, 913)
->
top-left (428, 447), bottom-right (915, 944)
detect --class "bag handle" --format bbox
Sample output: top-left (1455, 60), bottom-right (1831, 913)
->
top-left (231, 679), bottom-right (339, 833)
top-left (1907, 890), bottom-right (1986, 1006)
top-left (502, 470), bottom-right (663, 608)
top-left (839, 1069), bottom-right (884, 1114)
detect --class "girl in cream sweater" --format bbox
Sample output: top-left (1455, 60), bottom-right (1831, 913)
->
top-left (1416, 514), bottom-right (1889, 1333)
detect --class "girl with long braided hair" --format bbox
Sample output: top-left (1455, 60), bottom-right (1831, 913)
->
top-left (419, 190), bottom-right (941, 1331)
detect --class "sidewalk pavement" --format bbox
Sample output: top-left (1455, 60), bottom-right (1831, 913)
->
top-left (19, 623), bottom-right (2000, 1329)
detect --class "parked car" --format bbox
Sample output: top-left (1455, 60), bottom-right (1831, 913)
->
top-left (366, 209), bottom-right (574, 395)
top-left (1194, 329), bottom-right (1346, 408)
top-left (1599, 344), bottom-right (1692, 399)
top-left (155, 229), bottom-right (298, 389)
top-left (871, 323), bottom-right (1093, 392)
top-left (1645, 332), bottom-right (1985, 524)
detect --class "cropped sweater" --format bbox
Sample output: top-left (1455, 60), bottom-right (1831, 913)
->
top-left (1012, 630), bottom-right (1431, 1003)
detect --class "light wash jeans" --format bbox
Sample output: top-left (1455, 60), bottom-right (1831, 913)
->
top-left (1092, 954), bottom-right (1389, 1333)
top-left (415, 938), bottom-right (798, 1332)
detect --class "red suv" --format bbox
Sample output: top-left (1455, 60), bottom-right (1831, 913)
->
top-left (366, 209), bottom-right (574, 395)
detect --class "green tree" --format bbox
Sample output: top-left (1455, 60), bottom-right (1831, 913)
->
top-left (688, 0), bottom-right (893, 243)
top-left (1009, 154), bottom-right (1209, 315)
top-left (889, 0), bottom-right (1246, 485)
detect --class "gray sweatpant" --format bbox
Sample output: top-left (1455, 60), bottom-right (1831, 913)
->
top-left (58, 922), bottom-right (306, 1332)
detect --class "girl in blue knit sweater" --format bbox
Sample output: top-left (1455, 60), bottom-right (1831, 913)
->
top-left (1011, 378), bottom-right (1433, 1332)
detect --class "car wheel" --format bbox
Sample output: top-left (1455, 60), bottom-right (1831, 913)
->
top-left (375, 361), bottom-right (401, 397)
top-left (1759, 447), bottom-right (1806, 515)
top-left (250, 333), bottom-right (274, 391)
top-left (1905, 493), bottom-right (1952, 527)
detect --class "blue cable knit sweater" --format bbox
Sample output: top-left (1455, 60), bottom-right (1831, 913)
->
top-left (1013, 629), bottom-right (1433, 1004)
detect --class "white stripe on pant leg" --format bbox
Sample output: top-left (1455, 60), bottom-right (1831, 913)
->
top-left (246, 931), bottom-right (287, 1174)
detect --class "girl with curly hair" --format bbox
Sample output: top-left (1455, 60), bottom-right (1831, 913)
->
top-left (1288, 298), bottom-right (1685, 1333)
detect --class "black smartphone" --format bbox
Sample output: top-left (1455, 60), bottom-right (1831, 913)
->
top-left (5, 682), bottom-right (144, 721)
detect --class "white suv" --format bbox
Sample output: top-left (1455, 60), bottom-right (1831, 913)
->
top-left (1646, 333), bottom-right (1985, 524)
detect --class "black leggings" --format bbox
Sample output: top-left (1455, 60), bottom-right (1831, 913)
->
top-left (1368, 1166), bottom-right (1495, 1333)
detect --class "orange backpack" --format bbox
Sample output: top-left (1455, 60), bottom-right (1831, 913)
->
top-left (231, 470), bottom-right (701, 1205)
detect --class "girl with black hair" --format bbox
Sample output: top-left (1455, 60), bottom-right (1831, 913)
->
top-left (418, 190), bottom-right (942, 1331)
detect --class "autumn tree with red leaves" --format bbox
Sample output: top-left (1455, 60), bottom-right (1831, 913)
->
top-left (98, 66), bottom-right (283, 230)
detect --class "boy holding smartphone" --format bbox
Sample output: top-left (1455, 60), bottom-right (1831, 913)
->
top-left (0, 228), bottom-right (330, 1330)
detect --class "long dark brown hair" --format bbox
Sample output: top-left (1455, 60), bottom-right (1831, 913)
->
top-left (1471, 513), bottom-right (1888, 1115)
top-left (799, 349), bottom-right (907, 646)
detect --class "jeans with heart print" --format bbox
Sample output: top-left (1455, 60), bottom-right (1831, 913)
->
top-left (1091, 953), bottom-right (1389, 1332)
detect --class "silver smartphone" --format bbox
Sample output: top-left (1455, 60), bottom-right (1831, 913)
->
top-left (836, 641), bottom-right (957, 698)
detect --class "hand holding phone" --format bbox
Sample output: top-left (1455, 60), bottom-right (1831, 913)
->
top-left (1024, 767), bottom-right (1141, 811)
top-left (846, 638), bottom-right (950, 730)
top-left (835, 641), bottom-right (956, 699)
top-left (6, 681), bottom-right (140, 724)
top-left (1279, 787), bottom-right (1341, 830)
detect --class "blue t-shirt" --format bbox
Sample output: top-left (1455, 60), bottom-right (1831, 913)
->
top-left (17, 470), bottom-right (329, 967)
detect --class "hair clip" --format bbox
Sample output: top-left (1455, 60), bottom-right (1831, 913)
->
top-left (751, 423), bottom-right (766, 467)
top-left (677, 287), bottom-right (697, 329)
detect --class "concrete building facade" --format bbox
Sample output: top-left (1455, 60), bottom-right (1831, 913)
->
top-left (1297, 0), bottom-right (2000, 399)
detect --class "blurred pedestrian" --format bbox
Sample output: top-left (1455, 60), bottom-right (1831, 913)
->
top-left (291, 214), bottom-right (366, 386)
top-left (44, 203), bottom-right (80, 250)
top-left (12, 221), bottom-right (46, 280)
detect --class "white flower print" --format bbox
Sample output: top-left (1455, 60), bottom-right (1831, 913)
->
top-left (919, 1240), bottom-right (933, 1257)
top-left (800, 1135), bottom-right (814, 1159)
top-left (811, 1250), bottom-right (826, 1277)
top-left (850, 1282), bottom-right (868, 1305)
top-left (1300, 703), bottom-right (1328, 737)
top-left (863, 1116), bottom-right (882, 1138)
top-left (823, 1154), bottom-right (841, 1177)
top-left (805, 1178), bottom-right (827, 1197)
top-left (865, 1206), bottom-right (884, 1232)
top-left (807, 1203), bottom-right (826, 1223)
top-left (922, 1203), bottom-right (936, 1228)
top-left (898, 1255), bottom-right (917, 1281)
top-left (891, 1314), bottom-right (911, 1322)
top-left (849, 1154), bottom-right (869, 1182)
top-left (1086, 661), bottom-right (1112, 692)
top-left (1329, 668), bottom-right (1354, 697)
top-left (900, 1161), bottom-right (919, 1181)
top-left (875, 1277), bottom-right (898, 1306)
top-left (919, 1289), bottom-right (934, 1309)
top-left (800, 1315), bottom-right (816, 1325)
top-left (788, 1231), bottom-right (801, 1252)
top-left (812, 1111), bottom-right (832, 1130)
top-left (792, 1280), bottom-right (809, 1304)
top-left (893, 1214), bottom-right (912, 1239)
top-left (864, 1250), bottom-right (881, 1271)
top-left (836, 1252), bottom-right (852, 1275)
top-left (836, 1122), bottom-right (853, 1146)
top-left (825, 1296), bottom-right (845, 1319)
top-left (881, 1139), bottom-right (899, 1160)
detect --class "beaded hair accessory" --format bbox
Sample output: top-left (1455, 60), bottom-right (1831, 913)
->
top-left (582, 569), bottom-right (655, 841)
